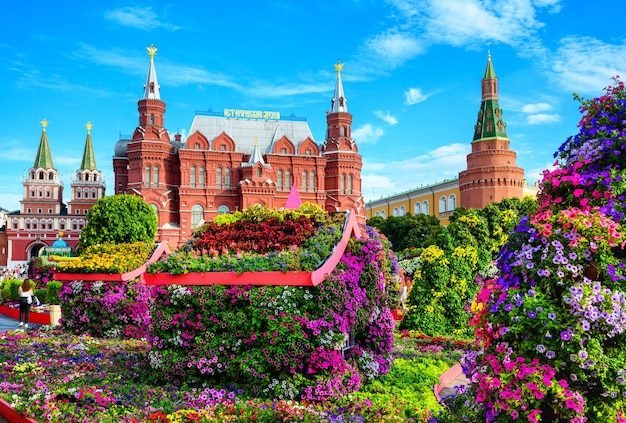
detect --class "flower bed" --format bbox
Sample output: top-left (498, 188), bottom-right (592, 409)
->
top-left (53, 242), bottom-right (170, 282)
top-left (0, 329), bottom-right (467, 422)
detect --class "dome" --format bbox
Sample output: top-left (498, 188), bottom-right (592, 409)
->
top-left (114, 138), bottom-right (131, 158)
top-left (51, 239), bottom-right (69, 248)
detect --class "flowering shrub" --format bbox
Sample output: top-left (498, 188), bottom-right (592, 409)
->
top-left (446, 79), bottom-right (626, 422)
top-left (52, 241), bottom-right (155, 274)
top-left (59, 278), bottom-right (152, 339)
top-left (146, 206), bottom-right (398, 402)
top-left (401, 244), bottom-right (482, 336)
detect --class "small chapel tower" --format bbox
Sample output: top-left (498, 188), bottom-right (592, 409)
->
top-left (322, 62), bottom-right (364, 221)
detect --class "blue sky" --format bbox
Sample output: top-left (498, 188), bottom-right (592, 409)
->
top-left (2, 0), bottom-right (626, 212)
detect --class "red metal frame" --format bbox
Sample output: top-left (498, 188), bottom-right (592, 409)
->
top-left (0, 305), bottom-right (51, 325)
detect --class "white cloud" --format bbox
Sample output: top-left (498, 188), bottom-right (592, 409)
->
top-left (526, 113), bottom-right (560, 124)
top-left (521, 103), bottom-right (552, 114)
top-left (364, 30), bottom-right (425, 69)
top-left (374, 110), bottom-right (399, 125)
top-left (405, 87), bottom-right (431, 105)
top-left (352, 124), bottom-right (385, 144)
top-left (104, 7), bottom-right (181, 31)
top-left (362, 143), bottom-right (469, 197)
top-left (552, 36), bottom-right (626, 95)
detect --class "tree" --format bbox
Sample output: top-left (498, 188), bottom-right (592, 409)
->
top-left (78, 194), bottom-right (158, 250)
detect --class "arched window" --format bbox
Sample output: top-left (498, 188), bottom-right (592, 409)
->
top-left (380, 210), bottom-right (386, 218)
top-left (256, 167), bottom-right (261, 178)
top-left (285, 171), bottom-right (291, 190)
top-left (448, 194), bottom-right (457, 211)
top-left (302, 171), bottom-right (307, 192)
top-left (225, 168), bottom-right (231, 188)
top-left (277, 170), bottom-right (283, 191)
top-left (216, 167), bottom-right (222, 189)
top-left (422, 200), bottom-right (429, 215)
top-left (217, 205), bottom-right (230, 215)
top-left (309, 171), bottom-right (315, 192)
top-left (150, 114), bottom-right (155, 125)
top-left (439, 196), bottom-right (447, 213)
top-left (76, 189), bottom-right (82, 199)
top-left (153, 167), bottom-right (159, 188)
top-left (145, 166), bottom-right (151, 187)
top-left (191, 205), bottom-right (204, 229)
top-left (393, 207), bottom-right (399, 216)
top-left (399, 205), bottom-right (405, 216)
top-left (199, 167), bottom-right (205, 188)
top-left (414, 202), bottom-right (421, 214)
top-left (348, 174), bottom-right (353, 194)
top-left (190, 166), bottom-right (196, 188)
top-left (340, 174), bottom-right (345, 194)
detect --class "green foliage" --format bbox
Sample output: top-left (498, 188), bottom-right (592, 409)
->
top-left (1, 278), bottom-right (23, 301)
top-left (78, 194), bottom-right (157, 251)
top-left (367, 213), bottom-right (442, 252)
top-left (45, 281), bottom-right (62, 305)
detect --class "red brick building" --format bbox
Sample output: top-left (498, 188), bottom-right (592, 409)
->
top-left (4, 120), bottom-right (106, 267)
top-left (458, 54), bottom-right (525, 209)
top-left (113, 47), bottom-right (363, 247)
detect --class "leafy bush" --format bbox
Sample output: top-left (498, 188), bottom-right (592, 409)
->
top-left (45, 281), bottom-right (62, 305)
top-left (77, 194), bottom-right (157, 251)
top-left (1, 278), bottom-right (23, 301)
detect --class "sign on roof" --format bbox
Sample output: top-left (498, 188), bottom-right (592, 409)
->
top-left (223, 108), bottom-right (280, 120)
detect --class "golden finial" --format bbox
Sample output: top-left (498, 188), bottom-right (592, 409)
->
top-left (254, 136), bottom-right (259, 146)
top-left (40, 118), bottom-right (48, 131)
top-left (334, 61), bottom-right (344, 78)
top-left (85, 121), bottom-right (93, 133)
top-left (147, 44), bottom-right (157, 60)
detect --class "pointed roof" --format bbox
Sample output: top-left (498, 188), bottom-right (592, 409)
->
top-left (285, 183), bottom-right (302, 209)
top-left (331, 61), bottom-right (348, 113)
top-left (242, 137), bottom-right (267, 167)
top-left (33, 118), bottom-right (54, 169)
top-left (80, 121), bottom-right (98, 170)
top-left (483, 52), bottom-right (496, 79)
top-left (143, 44), bottom-right (161, 100)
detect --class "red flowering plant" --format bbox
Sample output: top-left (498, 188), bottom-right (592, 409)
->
top-left (432, 80), bottom-right (626, 423)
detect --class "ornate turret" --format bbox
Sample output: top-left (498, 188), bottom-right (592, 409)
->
top-left (322, 62), bottom-right (364, 221)
top-left (68, 122), bottom-right (105, 215)
top-left (459, 54), bottom-right (525, 210)
top-left (33, 118), bottom-right (54, 170)
top-left (473, 53), bottom-right (507, 141)
top-left (80, 121), bottom-right (97, 170)
top-left (132, 44), bottom-right (169, 141)
top-left (21, 119), bottom-right (64, 214)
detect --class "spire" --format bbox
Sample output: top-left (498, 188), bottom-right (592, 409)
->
top-left (80, 121), bottom-right (98, 170)
top-left (331, 61), bottom-right (348, 113)
top-left (143, 44), bottom-right (161, 100)
top-left (33, 118), bottom-right (54, 169)
top-left (245, 136), bottom-right (267, 166)
top-left (474, 53), bottom-right (507, 141)
top-left (483, 51), bottom-right (496, 79)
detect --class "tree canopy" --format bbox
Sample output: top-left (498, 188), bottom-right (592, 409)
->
top-left (78, 194), bottom-right (158, 250)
